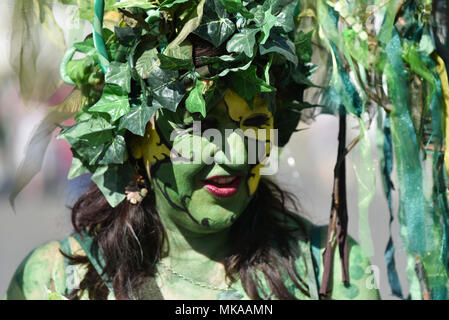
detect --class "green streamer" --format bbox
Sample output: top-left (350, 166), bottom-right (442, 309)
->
top-left (352, 119), bottom-right (375, 259)
top-left (93, 0), bottom-right (110, 73)
top-left (377, 112), bottom-right (404, 298)
top-left (386, 29), bottom-right (426, 255)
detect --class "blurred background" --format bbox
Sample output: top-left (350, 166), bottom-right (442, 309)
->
top-left (0, 0), bottom-right (408, 299)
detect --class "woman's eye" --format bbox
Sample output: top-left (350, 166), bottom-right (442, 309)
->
top-left (242, 114), bottom-right (270, 127)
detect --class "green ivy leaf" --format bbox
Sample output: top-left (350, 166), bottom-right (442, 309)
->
top-left (199, 54), bottom-right (248, 74)
top-left (99, 135), bottom-right (128, 165)
top-left (114, 26), bottom-right (142, 47)
top-left (193, 0), bottom-right (236, 47)
top-left (215, 59), bottom-right (252, 77)
top-left (252, 4), bottom-right (277, 45)
top-left (226, 27), bottom-right (259, 58)
top-left (274, 101), bottom-right (302, 147)
top-left (159, 42), bottom-right (194, 70)
top-left (135, 48), bottom-right (159, 79)
top-left (231, 65), bottom-right (275, 107)
top-left (68, 154), bottom-right (92, 179)
top-left (260, 34), bottom-right (298, 66)
top-left (58, 115), bottom-right (115, 146)
top-left (105, 62), bottom-right (132, 93)
top-left (73, 38), bottom-right (95, 54)
top-left (158, 53), bottom-right (195, 70)
top-left (160, 0), bottom-right (190, 9)
top-left (89, 85), bottom-right (131, 122)
top-left (119, 105), bottom-right (156, 136)
top-left (66, 56), bottom-right (96, 87)
top-left (186, 80), bottom-right (206, 117)
top-left (165, 0), bottom-right (206, 50)
top-left (260, 13), bottom-right (277, 45)
top-left (295, 31), bottom-right (313, 64)
top-left (147, 68), bottom-right (185, 112)
top-left (273, 0), bottom-right (296, 33)
top-left (74, 142), bottom-right (106, 166)
top-left (91, 163), bottom-right (135, 208)
top-left (164, 41), bottom-right (193, 60)
top-left (220, 0), bottom-right (253, 18)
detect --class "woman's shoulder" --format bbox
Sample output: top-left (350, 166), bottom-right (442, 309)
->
top-left (3, 236), bottom-right (86, 300)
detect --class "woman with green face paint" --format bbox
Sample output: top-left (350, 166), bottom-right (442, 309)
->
top-left (140, 90), bottom-right (273, 233)
top-left (5, 90), bottom-right (380, 300)
top-left (4, 0), bottom-right (384, 300)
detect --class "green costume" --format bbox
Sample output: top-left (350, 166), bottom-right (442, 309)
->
top-left (4, 220), bottom-right (379, 300)
top-left (5, 0), bottom-right (449, 300)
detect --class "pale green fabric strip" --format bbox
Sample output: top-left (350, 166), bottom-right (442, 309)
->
top-left (72, 232), bottom-right (116, 298)
top-left (58, 237), bottom-right (73, 296)
top-left (353, 119), bottom-right (375, 258)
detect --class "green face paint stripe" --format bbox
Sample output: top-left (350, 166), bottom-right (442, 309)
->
top-left (154, 178), bottom-right (201, 225)
top-left (222, 99), bottom-right (242, 127)
top-left (155, 122), bottom-right (174, 151)
top-left (155, 117), bottom-right (202, 163)
top-left (147, 122), bottom-right (201, 227)
top-left (154, 178), bottom-right (186, 213)
top-left (149, 154), bottom-right (171, 177)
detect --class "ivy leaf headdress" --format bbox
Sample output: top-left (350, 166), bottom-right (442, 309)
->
top-left (9, 0), bottom-right (449, 301)
top-left (53, 0), bottom-right (314, 207)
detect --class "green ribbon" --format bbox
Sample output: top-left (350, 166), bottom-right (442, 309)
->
top-left (72, 231), bottom-right (115, 298)
top-left (377, 113), bottom-right (403, 298)
top-left (93, 0), bottom-right (110, 73)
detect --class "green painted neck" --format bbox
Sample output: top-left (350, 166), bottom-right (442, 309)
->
top-left (155, 192), bottom-right (231, 263)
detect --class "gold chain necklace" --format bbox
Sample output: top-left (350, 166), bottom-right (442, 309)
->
top-left (158, 261), bottom-right (243, 300)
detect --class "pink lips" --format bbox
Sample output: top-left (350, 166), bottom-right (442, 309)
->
top-left (201, 175), bottom-right (242, 198)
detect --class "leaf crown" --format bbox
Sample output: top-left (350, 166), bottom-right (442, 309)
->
top-left (58, 0), bottom-right (315, 207)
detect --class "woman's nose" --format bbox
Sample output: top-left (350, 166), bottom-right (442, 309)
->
top-left (202, 128), bottom-right (248, 168)
top-left (215, 129), bottom-right (247, 166)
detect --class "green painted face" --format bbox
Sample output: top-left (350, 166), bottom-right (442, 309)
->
top-left (134, 89), bottom-right (274, 234)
